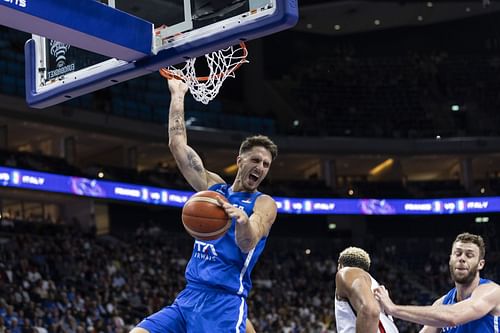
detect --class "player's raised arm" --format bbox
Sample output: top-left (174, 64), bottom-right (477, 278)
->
top-left (167, 79), bottom-right (225, 191)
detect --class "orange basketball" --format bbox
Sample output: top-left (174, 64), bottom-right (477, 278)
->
top-left (182, 190), bottom-right (231, 241)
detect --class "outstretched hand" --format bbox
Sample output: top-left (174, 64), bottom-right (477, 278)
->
top-left (168, 78), bottom-right (189, 96)
top-left (217, 198), bottom-right (249, 225)
top-left (374, 285), bottom-right (396, 315)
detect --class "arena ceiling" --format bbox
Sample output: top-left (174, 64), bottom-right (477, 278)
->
top-left (295, 1), bottom-right (500, 36)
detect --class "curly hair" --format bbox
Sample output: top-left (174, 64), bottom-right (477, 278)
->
top-left (338, 247), bottom-right (371, 272)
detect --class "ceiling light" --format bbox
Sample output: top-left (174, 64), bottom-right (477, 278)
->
top-left (224, 163), bottom-right (238, 175)
top-left (306, 23), bottom-right (312, 29)
top-left (427, 2), bottom-right (433, 8)
top-left (334, 24), bottom-right (341, 31)
top-left (417, 15), bottom-right (423, 21)
top-left (369, 158), bottom-right (394, 176)
top-left (374, 19), bottom-right (380, 26)
top-left (475, 216), bottom-right (489, 223)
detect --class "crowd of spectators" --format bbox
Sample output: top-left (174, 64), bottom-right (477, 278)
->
top-left (284, 47), bottom-right (500, 138)
top-left (0, 223), bottom-right (189, 333)
top-left (1, 218), bottom-right (498, 333)
top-left (264, 10), bottom-right (500, 138)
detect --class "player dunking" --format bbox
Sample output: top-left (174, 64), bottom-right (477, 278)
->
top-left (129, 78), bottom-right (278, 333)
top-left (375, 232), bottom-right (500, 332)
top-left (335, 247), bottom-right (399, 333)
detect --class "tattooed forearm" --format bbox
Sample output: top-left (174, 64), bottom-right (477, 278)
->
top-left (169, 123), bottom-right (185, 134)
top-left (187, 150), bottom-right (204, 173)
top-left (169, 112), bottom-right (186, 135)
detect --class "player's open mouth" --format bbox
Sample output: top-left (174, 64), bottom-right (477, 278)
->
top-left (249, 174), bottom-right (259, 182)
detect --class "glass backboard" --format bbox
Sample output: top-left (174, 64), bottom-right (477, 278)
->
top-left (23, 0), bottom-right (298, 108)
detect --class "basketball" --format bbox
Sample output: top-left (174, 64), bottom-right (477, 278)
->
top-left (182, 190), bottom-right (231, 241)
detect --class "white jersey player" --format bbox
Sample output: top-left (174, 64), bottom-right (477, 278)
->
top-left (335, 247), bottom-right (399, 333)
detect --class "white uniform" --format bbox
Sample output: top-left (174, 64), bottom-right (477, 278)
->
top-left (335, 275), bottom-right (399, 333)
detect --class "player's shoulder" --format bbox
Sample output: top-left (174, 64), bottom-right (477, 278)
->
top-left (337, 266), bottom-right (369, 282)
top-left (473, 280), bottom-right (500, 315)
top-left (257, 193), bottom-right (275, 201)
top-left (255, 193), bottom-right (277, 206)
top-left (336, 267), bottom-right (371, 295)
top-left (475, 279), bottom-right (500, 294)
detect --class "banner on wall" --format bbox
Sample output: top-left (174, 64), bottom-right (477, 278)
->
top-left (0, 166), bottom-right (497, 215)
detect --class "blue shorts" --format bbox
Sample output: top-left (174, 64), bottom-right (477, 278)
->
top-left (137, 286), bottom-right (247, 333)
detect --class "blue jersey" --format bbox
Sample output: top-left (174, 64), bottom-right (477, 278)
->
top-left (441, 278), bottom-right (500, 333)
top-left (184, 184), bottom-right (268, 298)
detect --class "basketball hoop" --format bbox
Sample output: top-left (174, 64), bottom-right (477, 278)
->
top-left (160, 42), bottom-right (248, 104)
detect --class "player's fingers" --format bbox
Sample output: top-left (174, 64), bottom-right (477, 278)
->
top-left (225, 207), bottom-right (239, 219)
top-left (374, 286), bottom-right (387, 299)
top-left (379, 286), bottom-right (389, 297)
top-left (220, 202), bottom-right (234, 214)
top-left (235, 216), bottom-right (247, 225)
top-left (216, 197), bottom-right (227, 207)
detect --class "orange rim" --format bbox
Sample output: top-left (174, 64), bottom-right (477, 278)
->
top-left (159, 42), bottom-right (247, 82)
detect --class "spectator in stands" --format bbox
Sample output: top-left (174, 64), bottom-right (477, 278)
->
top-left (0, 316), bottom-right (6, 333)
top-left (0, 217), bottom-right (498, 333)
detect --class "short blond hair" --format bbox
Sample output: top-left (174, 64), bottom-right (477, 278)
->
top-left (338, 247), bottom-right (371, 271)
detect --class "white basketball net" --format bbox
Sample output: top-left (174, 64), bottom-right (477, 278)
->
top-left (160, 42), bottom-right (248, 105)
